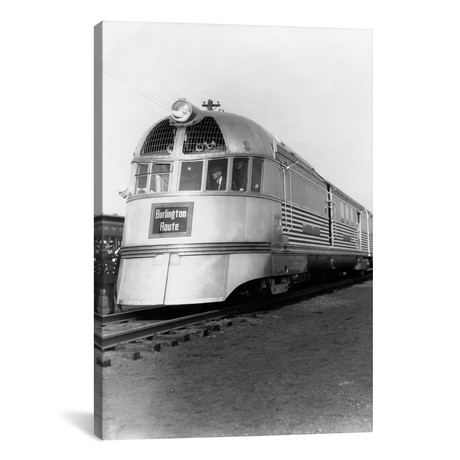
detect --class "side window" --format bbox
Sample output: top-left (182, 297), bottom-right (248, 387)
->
top-left (149, 164), bottom-right (171, 193)
top-left (135, 164), bottom-right (149, 194)
top-left (340, 201), bottom-right (344, 223)
top-left (206, 159), bottom-right (228, 191)
top-left (231, 158), bottom-right (249, 191)
top-left (251, 159), bottom-right (263, 192)
top-left (179, 161), bottom-right (203, 191)
top-left (135, 163), bottom-right (172, 195)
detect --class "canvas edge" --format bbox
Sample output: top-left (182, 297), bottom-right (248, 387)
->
top-left (94, 20), bottom-right (103, 440)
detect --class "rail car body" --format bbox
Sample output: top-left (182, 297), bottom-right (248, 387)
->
top-left (117, 99), bottom-right (373, 307)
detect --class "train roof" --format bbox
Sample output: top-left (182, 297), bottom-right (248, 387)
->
top-left (134, 100), bottom-right (372, 215)
top-left (134, 109), bottom-right (276, 157)
top-left (135, 102), bottom-right (315, 167)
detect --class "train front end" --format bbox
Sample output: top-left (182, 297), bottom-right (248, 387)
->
top-left (117, 100), bottom-right (279, 307)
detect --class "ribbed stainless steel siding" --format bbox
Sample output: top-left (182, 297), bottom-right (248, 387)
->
top-left (282, 203), bottom-right (330, 247)
top-left (333, 221), bottom-right (359, 250)
top-left (360, 231), bottom-right (373, 254)
top-left (282, 202), bottom-right (373, 255)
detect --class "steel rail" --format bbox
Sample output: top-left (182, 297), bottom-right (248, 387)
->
top-left (94, 307), bottom-right (237, 351)
top-left (94, 308), bottom-right (159, 326)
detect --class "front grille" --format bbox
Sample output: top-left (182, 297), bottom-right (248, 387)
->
top-left (183, 117), bottom-right (226, 154)
top-left (140, 119), bottom-right (176, 156)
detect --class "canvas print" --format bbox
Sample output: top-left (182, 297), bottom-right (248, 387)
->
top-left (94, 21), bottom-right (373, 440)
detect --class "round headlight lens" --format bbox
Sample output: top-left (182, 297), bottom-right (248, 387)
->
top-left (171, 99), bottom-right (193, 122)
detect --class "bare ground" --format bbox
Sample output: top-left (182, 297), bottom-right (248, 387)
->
top-left (95, 280), bottom-right (372, 440)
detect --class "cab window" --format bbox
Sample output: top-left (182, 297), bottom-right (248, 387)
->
top-left (149, 164), bottom-right (171, 193)
top-left (251, 159), bottom-right (263, 192)
top-left (231, 158), bottom-right (249, 191)
top-left (206, 159), bottom-right (228, 191)
top-left (179, 161), bottom-right (203, 191)
top-left (135, 163), bottom-right (171, 195)
top-left (135, 164), bottom-right (149, 194)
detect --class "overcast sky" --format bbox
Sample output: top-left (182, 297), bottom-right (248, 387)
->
top-left (101, 22), bottom-right (372, 216)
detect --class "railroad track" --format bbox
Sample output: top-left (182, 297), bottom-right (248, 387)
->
top-left (94, 308), bottom-right (160, 326)
top-left (94, 272), bottom-right (372, 351)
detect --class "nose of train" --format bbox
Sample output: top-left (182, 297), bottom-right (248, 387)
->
top-left (117, 252), bottom-right (230, 306)
top-left (117, 247), bottom-right (275, 307)
top-left (116, 193), bottom-right (280, 307)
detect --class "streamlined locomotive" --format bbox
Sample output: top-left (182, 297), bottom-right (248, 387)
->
top-left (116, 99), bottom-right (373, 307)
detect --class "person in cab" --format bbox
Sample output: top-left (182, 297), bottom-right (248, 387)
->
top-left (207, 164), bottom-right (226, 190)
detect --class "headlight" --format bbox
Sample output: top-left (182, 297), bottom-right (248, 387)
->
top-left (171, 99), bottom-right (193, 122)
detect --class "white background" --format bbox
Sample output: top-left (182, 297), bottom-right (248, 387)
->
top-left (100, 22), bottom-right (372, 216)
top-left (2, 1), bottom-right (459, 458)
